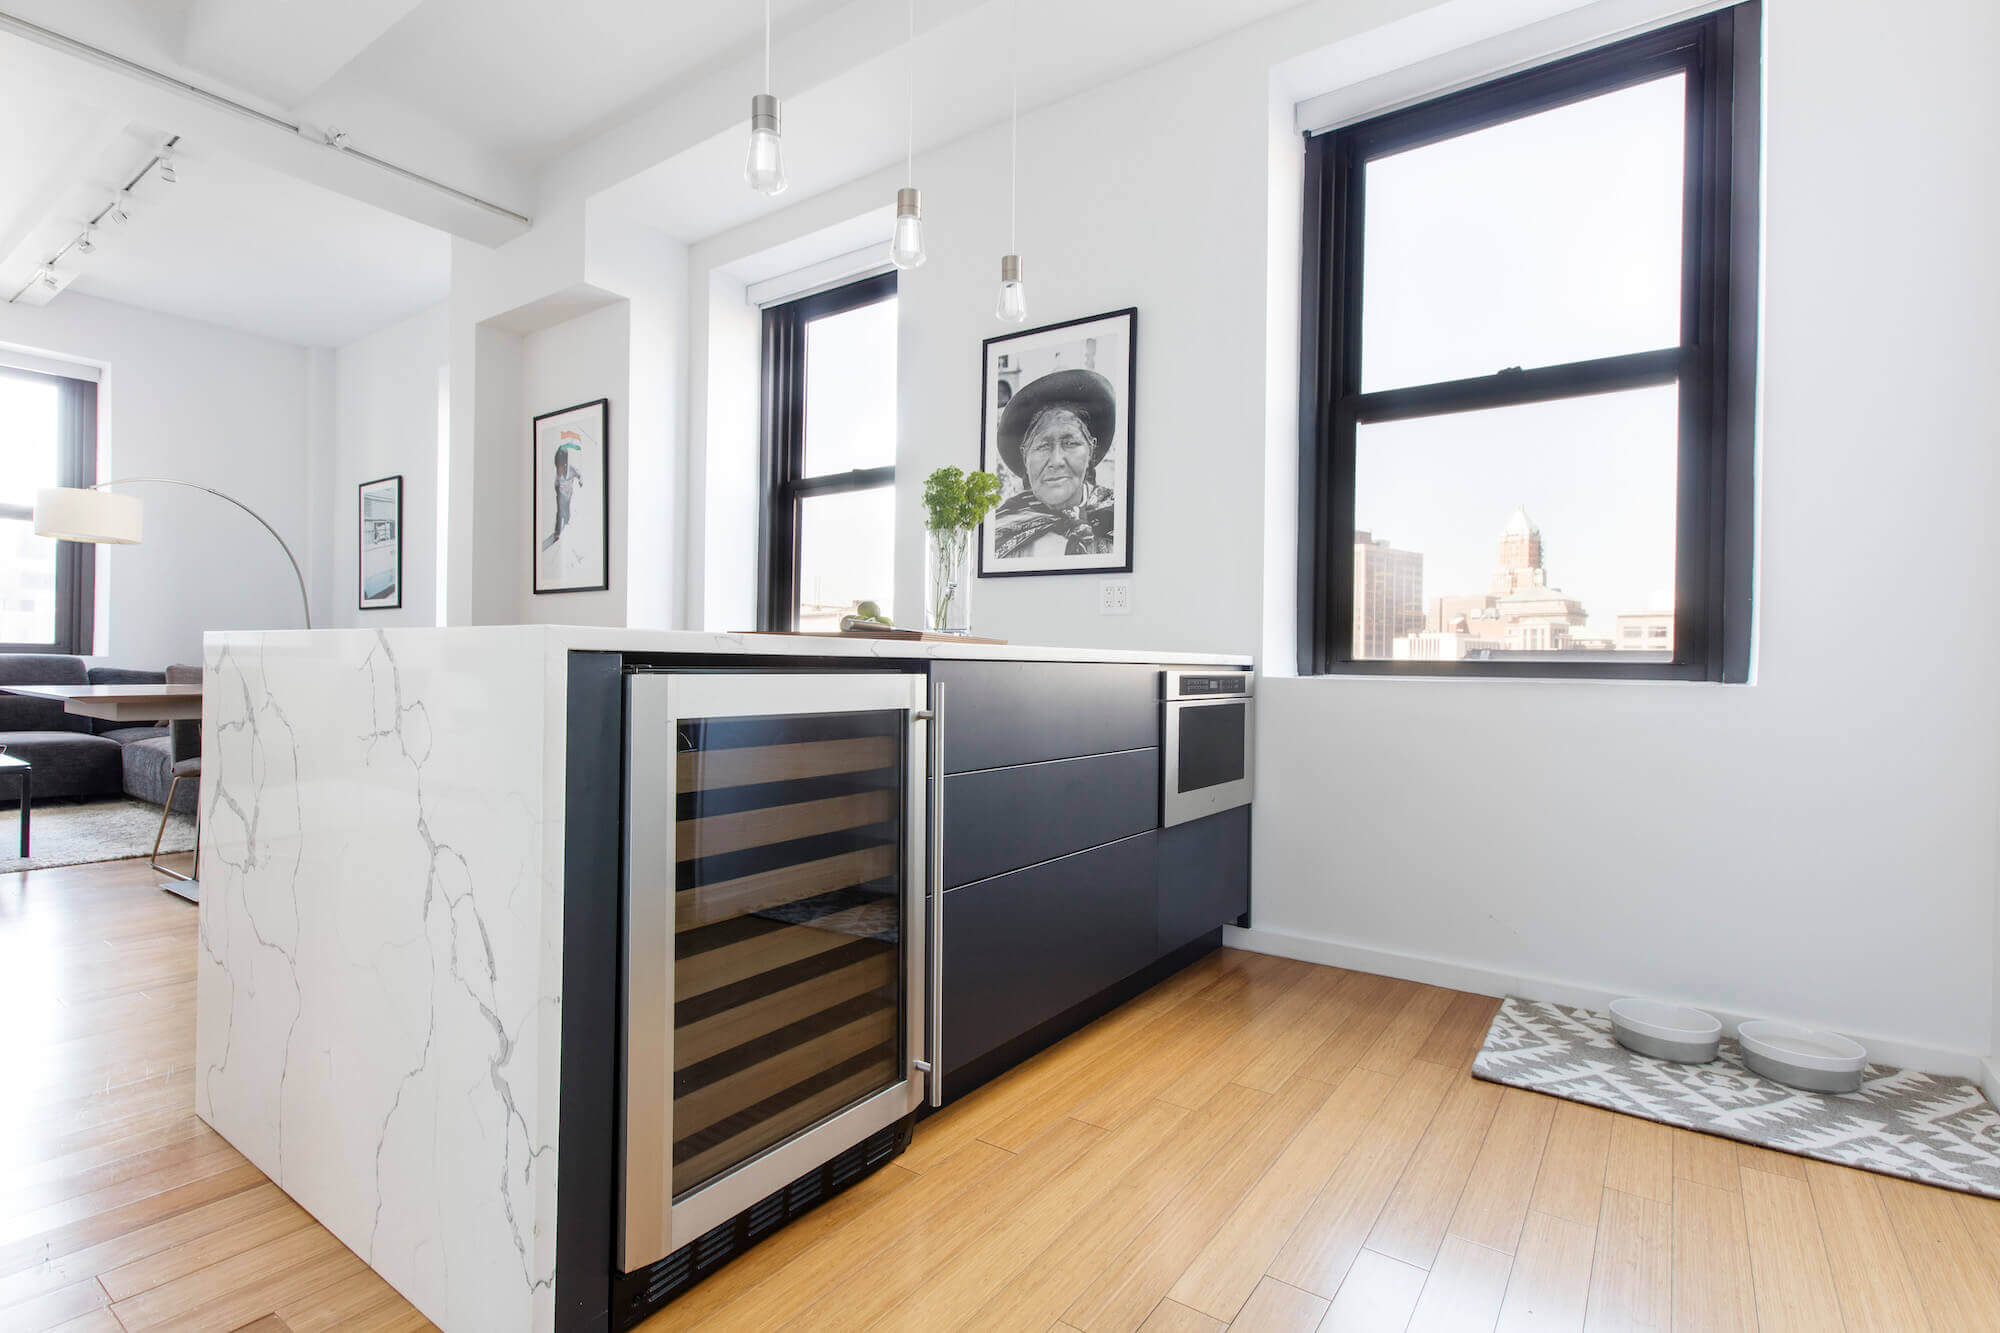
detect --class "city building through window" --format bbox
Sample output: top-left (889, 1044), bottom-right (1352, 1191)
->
top-left (1297, 4), bottom-right (1760, 679)
top-left (0, 365), bottom-right (96, 654)
top-left (758, 272), bottom-right (898, 632)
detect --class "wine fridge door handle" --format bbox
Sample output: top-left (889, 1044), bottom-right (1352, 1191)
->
top-left (926, 679), bottom-right (945, 1106)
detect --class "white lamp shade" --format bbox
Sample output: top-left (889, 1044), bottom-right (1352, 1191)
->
top-left (34, 487), bottom-right (143, 544)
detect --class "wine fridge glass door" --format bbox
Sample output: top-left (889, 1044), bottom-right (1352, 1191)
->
top-left (621, 671), bottom-right (928, 1273)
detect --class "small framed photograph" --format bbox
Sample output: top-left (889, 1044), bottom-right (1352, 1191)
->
top-left (358, 474), bottom-right (402, 610)
top-left (979, 307), bottom-right (1136, 577)
top-left (532, 398), bottom-right (610, 594)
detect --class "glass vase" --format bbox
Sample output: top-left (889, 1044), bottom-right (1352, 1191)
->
top-left (925, 526), bottom-right (974, 635)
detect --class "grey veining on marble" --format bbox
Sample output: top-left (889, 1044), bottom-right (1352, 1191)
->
top-left (196, 629), bottom-right (560, 1333)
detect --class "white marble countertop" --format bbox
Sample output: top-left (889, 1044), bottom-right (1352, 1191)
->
top-left (213, 624), bottom-right (1254, 668)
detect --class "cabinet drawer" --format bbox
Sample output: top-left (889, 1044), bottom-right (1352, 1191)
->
top-left (943, 748), bottom-right (1158, 887)
top-left (1157, 806), bottom-right (1250, 953)
top-left (934, 662), bottom-right (1160, 773)
top-left (941, 832), bottom-right (1158, 1073)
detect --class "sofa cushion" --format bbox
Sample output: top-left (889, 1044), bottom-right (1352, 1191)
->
top-left (0, 655), bottom-right (91, 735)
top-left (85, 666), bottom-right (167, 734)
top-left (0, 730), bottom-right (123, 799)
top-left (121, 735), bottom-right (196, 814)
top-left (102, 727), bottom-right (168, 746)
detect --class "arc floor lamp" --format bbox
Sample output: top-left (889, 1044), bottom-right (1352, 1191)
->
top-left (34, 479), bottom-right (312, 627)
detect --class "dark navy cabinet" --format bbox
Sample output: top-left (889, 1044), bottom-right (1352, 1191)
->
top-left (930, 659), bottom-right (1251, 1103)
top-left (1158, 807), bottom-right (1251, 953)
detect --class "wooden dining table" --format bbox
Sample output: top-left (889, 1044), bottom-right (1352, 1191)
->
top-left (0, 682), bottom-right (203, 900)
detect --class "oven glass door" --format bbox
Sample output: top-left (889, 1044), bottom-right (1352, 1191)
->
top-left (622, 672), bottom-right (927, 1272)
top-left (1164, 697), bottom-right (1254, 826)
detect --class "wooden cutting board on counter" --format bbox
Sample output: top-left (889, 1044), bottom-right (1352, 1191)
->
top-left (739, 629), bottom-right (1010, 645)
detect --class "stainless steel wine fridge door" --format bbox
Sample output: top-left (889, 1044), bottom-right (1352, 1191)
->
top-left (620, 671), bottom-right (929, 1274)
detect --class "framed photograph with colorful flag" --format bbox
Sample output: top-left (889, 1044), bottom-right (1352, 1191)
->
top-left (532, 398), bottom-right (610, 594)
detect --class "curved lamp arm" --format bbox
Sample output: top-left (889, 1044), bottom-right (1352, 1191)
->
top-left (95, 478), bottom-right (312, 630)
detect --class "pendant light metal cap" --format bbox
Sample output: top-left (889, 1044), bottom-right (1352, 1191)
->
top-left (896, 186), bottom-right (922, 219)
top-left (750, 92), bottom-right (781, 133)
top-left (1000, 253), bottom-right (1021, 282)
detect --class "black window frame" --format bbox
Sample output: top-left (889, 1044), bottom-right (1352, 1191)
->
top-left (1297, 3), bottom-right (1760, 680)
top-left (758, 270), bottom-right (899, 632)
top-left (0, 365), bottom-right (97, 656)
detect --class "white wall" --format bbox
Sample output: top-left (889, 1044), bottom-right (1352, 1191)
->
top-left (0, 292), bottom-right (313, 666)
top-left (678, 0), bottom-right (2000, 1071)
top-left (321, 303), bottom-right (448, 628)
top-left (514, 301), bottom-right (630, 625)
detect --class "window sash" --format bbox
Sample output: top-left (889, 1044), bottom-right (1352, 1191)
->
top-left (1297, 4), bottom-right (1757, 680)
top-left (759, 272), bottom-right (898, 631)
top-left (0, 366), bottom-right (95, 655)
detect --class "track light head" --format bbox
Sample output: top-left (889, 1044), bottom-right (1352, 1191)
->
top-left (76, 228), bottom-right (95, 255)
top-left (157, 146), bottom-right (176, 183)
top-left (109, 191), bottom-right (134, 225)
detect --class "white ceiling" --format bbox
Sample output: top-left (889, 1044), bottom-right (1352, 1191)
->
top-left (0, 0), bottom-right (1318, 347)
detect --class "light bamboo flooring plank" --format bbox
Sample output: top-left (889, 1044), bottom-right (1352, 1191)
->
top-left (1529, 1103), bottom-right (1612, 1228)
top-left (1876, 1174), bottom-right (2000, 1332)
top-left (1738, 1166), bottom-right (1844, 1333)
top-left (1671, 1128), bottom-right (1739, 1193)
top-left (1358, 983), bottom-right (1457, 1078)
top-left (1319, 1249), bottom-right (1427, 1331)
top-left (1414, 992), bottom-right (1502, 1072)
top-left (1447, 1089), bottom-right (1556, 1255)
top-left (1137, 1300), bottom-right (1225, 1333)
top-left (1803, 1161), bottom-right (1930, 1333)
top-left (1583, 1188), bottom-right (1671, 1333)
top-left (1603, 1117), bottom-right (1674, 1206)
top-left (1671, 1178), bottom-right (1757, 1333)
top-left (1496, 1210), bottom-right (1595, 1333)
top-left (1364, 1076), bottom-right (1503, 1269)
top-left (1407, 1235), bottom-right (1513, 1333)
top-left (1229, 1276), bottom-right (1329, 1333)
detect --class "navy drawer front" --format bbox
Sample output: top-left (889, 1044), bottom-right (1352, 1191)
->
top-left (934, 661), bottom-right (1161, 773)
top-left (1157, 806), bottom-right (1250, 952)
top-left (943, 748), bottom-right (1158, 887)
top-left (941, 832), bottom-right (1158, 1073)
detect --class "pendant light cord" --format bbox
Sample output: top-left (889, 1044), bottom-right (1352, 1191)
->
top-left (1008, 0), bottom-right (1018, 252)
top-left (905, 0), bottom-right (915, 186)
top-left (764, 0), bottom-right (772, 91)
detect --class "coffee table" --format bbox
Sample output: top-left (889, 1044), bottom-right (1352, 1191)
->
top-left (0, 753), bottom-right (28, 858)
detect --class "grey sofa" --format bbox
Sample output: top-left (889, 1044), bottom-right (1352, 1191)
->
top-left (0, 655), bottom-right (195, 814)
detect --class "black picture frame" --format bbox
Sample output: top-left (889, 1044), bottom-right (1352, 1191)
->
top-left (978, 306), bottom-right (1137, 578)
top-left (532, 397), bottom-right (611, 595)
top-left (357, 473), bottom-right (403, 611)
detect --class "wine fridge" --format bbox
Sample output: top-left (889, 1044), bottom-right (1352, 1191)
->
top-left (618, 670), bottom-right (932, 1277)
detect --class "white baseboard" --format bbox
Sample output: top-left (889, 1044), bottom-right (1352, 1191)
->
top-left (1223, 923), bottom-right (1989, 1084)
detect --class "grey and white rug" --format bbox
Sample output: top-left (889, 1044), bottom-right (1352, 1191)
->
top-left (1474, 997), bottom-right (2000, 1199)
top-left (0, 797), bottom-right (196, 873)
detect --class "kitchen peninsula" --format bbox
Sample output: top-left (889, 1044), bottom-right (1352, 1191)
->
top-left (193, 626), bottom-right (1255, 1333)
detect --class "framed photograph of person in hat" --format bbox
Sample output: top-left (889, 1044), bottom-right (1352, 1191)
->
top-left (531, 397), bottom-right (610, 594)
top-left (978, 307), bottom-right (1135, 577)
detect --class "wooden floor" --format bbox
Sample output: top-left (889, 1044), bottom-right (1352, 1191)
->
top-left (0, 857), bottom-right (432, 1332)
top-left (7, 860), bottom-right (2000, 1332)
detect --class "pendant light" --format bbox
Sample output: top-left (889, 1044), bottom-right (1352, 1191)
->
top-left (889, 0), bottom-right (926, 269)
top-left (993, 1), bottom-right (1025, 322)
top-left (745, 0), bottom-right (787, 196)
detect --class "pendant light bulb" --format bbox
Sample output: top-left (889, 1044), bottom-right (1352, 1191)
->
top-left (745, 93), bottom-right (787, 196)
top-left (891, 187), bottom-right (926, 270)
top-left (995, 254), bottom-right (1026, 322)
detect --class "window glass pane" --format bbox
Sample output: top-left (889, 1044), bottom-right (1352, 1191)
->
top-left (1352, 384), bottom-right (1678, 660)
top-left (797, 486), bottom-right (895, 632)
top-left (803, 297), bottom-right (898, 476)
top-left (0, 517), bottom-right (57, 645)
top-left (1361, 73), bottom-right (1686, 392)
top-left (0, 374), bottom-right (61, 507)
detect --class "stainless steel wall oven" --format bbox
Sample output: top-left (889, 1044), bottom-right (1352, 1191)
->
top-left (1160, 670), bottom-right (1255, 827)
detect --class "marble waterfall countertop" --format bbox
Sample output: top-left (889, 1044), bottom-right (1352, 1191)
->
top-left (191, 626), bottom-right (1248, 1333)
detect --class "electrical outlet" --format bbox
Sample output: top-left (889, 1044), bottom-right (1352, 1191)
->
top-left (1099, 579), bottom-right (1131, 615)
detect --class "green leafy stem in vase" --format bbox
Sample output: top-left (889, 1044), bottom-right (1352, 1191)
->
top-left (922, 466), bottom-right (1002, 631)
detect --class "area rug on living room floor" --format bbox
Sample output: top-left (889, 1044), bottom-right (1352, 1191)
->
top-left (0, 798), bottom-right (196, 873)
top-left (1474, 996), bottom-right (2000, 1199)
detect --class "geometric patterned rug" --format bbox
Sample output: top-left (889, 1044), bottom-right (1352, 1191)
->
top-left (1473, 997), bottom-right (2000, 1200)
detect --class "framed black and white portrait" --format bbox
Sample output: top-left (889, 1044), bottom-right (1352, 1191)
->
top-left (978, 307), bottom-right (1135, 577)
top-left (532, 398), bottom-right (610, 595)
top-left (358, 474), bottom-right (402, 610)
